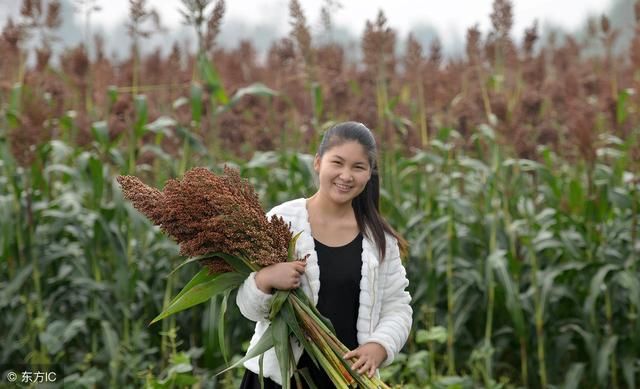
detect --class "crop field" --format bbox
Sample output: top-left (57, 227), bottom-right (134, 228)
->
top-left (1, 0), bottom-right (639, 387)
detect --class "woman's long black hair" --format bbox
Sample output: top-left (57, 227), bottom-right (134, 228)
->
top-left (317, 121), bottom-right (407, 260)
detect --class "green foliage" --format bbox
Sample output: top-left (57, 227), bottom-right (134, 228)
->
top-left (1, 72), bottom-right (639, 388)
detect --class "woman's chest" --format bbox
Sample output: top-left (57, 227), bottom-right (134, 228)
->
top-left (310, 220), bottom-right (360, 247)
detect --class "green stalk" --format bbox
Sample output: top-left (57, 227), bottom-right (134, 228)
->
top-left (160, 273), bottom-right (174, 364)
top-left (528, 244), bottom-right (547, 388)
top-left (445, 149), bottom-right (456, 375)
top-left (307, 341), bottom-right (349, 389)
top-left (473, 61), bottom-right (493, 121)
top-left (290, 295), bottom-right (389, 388)
top-left (416, 74), bottom-right (428, 147)
top-left (502, 165), bottom-right (528, 386)
top-left (483, 208), bottom-right (496, 386)
top-left (605, 291), bottom-right (618, 389)
top-left (629, 178), bottom-right (638, 343)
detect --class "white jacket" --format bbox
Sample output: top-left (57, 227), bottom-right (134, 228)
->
top-left (236, 198), bottom-right (413, 385)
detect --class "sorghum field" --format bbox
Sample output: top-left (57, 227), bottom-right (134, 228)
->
top-left (1, 0), bottom-right (639, 388)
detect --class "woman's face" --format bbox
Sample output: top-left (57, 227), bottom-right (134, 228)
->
top-left (313, 140), bottom-right (372, 206)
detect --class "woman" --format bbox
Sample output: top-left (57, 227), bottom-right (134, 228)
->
top-left (236, 121), bottom-right (412, 388)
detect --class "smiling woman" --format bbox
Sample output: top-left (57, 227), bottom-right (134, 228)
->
top-left (237, 121), bottom-right (412, 388)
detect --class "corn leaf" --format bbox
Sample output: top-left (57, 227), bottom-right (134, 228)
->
top-left (150, 272), bottom-right (244, 324)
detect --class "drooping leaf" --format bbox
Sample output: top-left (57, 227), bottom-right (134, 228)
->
top-left (151, 272), bottom-right (245, 324)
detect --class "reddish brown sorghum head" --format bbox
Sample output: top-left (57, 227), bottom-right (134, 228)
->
top-left (117, 166), bottom-right (294, 274)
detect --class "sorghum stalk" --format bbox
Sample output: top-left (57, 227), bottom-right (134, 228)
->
top-left (605, 291), bottom-right (619, 388)
top-left (527, 242), bottom-right (547, 388)
top-left (445, 148), bottom-right (456, 375)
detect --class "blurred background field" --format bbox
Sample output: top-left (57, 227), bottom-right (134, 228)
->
top-left (1, 0), bottom-right (639, 387)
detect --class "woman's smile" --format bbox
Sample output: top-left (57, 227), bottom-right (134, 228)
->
top-left (334, 182), bottom-right (353, 192)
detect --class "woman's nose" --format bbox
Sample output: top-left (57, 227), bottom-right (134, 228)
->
top-left (339, 171), bottom-right (353, 181)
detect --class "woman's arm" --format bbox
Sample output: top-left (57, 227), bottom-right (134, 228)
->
top-left (236, 271), bottom-right (276, 322)
top-left (365, 239), bottom-right (413, 367)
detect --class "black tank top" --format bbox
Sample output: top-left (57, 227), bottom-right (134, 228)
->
top-left (239, 232), bottom-right (363, 388)
top-left (314, 232), bottom-right (363, 350)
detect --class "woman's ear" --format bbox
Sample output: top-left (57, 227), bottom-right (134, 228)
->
top-left (313, 154), bottom-right (320, 173)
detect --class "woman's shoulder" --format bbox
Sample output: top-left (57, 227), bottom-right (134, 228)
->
top-left (266, 198), bottom-right (306, 218)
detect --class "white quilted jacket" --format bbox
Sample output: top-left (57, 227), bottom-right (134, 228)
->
top-left (236, 198), bottom-right (413, 385)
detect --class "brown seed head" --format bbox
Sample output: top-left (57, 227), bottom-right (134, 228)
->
top-left (601, 14), bottom-right (610, 34)
top-left (35, 46), bottom-right (51, 70)
top-left (289, 0), bottom-right (313, 66)
top-left (46, 0), bottom-right (62, 29)
top-left (8, 91), bottom-right (52, 167)
top-left (2, 18), bottom-right (24, 49)
top-left (490, 0), bottom-right (513, 38)
top-left (428, 38), bottom-right (442, 68)
top-left (361, 10), bottom-right (396, 73)
top-left (21, 0), bottom-right (42, 19)
top-left (466, 24), bottom-right (481, 63)
top-left (117, 167), bottom-right (294, 273)
top-left (404, 33), bottom-right (423, 72)
top-left (204, 0), bottom-right (225, 52)
top-left (523, 20), bottom-right (538, 56)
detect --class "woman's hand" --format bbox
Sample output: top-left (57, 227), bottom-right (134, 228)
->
top-left (255, 261), bottom-right (306, 294)
top-left (343, 342), bottom-right (387, 378)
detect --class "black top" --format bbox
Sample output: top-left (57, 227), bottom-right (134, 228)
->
top-left (240, 232), bottom-right (363, 388)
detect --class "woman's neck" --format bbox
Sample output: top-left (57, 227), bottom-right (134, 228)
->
top-left (307, 192), bottom-right (353, 221)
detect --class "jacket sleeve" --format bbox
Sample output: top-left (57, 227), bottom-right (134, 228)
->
top-left (366, 239), bottom-right (413, 367)
top-left (235, 205), bottom-right (281, 322)
top-left (236, 271), bottom-right (274, 322)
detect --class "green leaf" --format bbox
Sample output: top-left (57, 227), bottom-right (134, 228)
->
top-left (213, 252), bottom-right (257, 275)
top-left (197, 53), bottom-right (228, 104)
top-left (416, 326), bottom-right (447, 344)
top-left (280, 300), bottom-right (318, 368)
top-left (216, 83), bottom-right (278, 115)
top-left (167, 268), bottom-right (218, 306)
top-left (91, 121), bottom-right (109, 146)
top-left (145, 116), bottom-right (176, 136)
top-left (288, 231), bottom-right (303, 261)
top-left (88, 155), bottom-right (103, 205)
top-left (272, 316), bottom-right (292, 389)
top-left (214, 326), bottom-right (274, 376)
top-left (168, 252), bottom-right (253, 277)
top-left (616, 88), bottom-right (633, 125)
top-left (596, 336), bottom-right (617, 386)
top-left (561, 363), bottom-right (585, 389)
top-left (133, 94), bottom-right (148, 138)
top-left (190, 83), bottom-right (203, 123)
top-left (269, 290), bottom-right (290, 321)
top-left (297, 368), bottom-right (319, 389)
top-left (568, 178), bottom-right (584, 212)
top-left (218, 289), bottom-right (231, 364)
top-left (489, 249), bottom-right (526, 337)
top-left (583, 264), bottom-right (619, 318)
top-left (312, 82), bottom-right (323, 120)
top-left (151, 272), bottom-right (244, 324)
top-left (100, 320), bottom-right (119, 360)
top-left (621, 357), bottom-right (636, 389)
